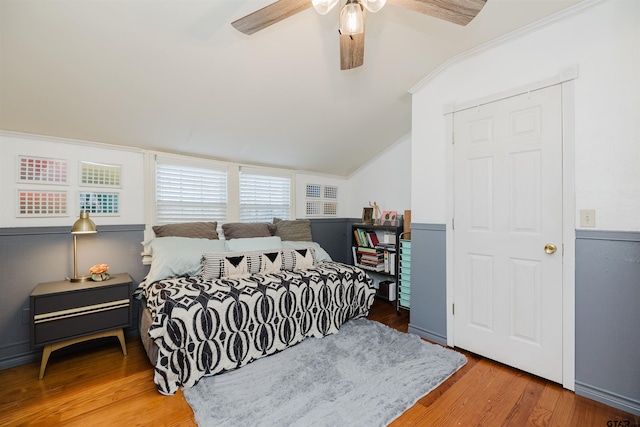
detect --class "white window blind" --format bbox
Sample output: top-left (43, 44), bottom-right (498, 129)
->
top-left (156, 160), bottom-right (227, 224)
top-left (239, 168), bottom-right (291, 222)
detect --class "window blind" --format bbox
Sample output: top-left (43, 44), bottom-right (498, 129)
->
top-left (239, 168), bottom-right (291, 222)
top-left (156, 161), bottom-right (227, 224)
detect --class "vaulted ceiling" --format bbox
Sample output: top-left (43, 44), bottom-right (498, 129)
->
top-left (0, 0), bottom-right (585, 176)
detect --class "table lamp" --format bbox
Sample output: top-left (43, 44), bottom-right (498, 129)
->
top-left (69, 212), bottom-right (97, 282)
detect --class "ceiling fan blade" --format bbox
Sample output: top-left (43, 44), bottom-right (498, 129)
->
top-left (231, 0), bottom-right (313, 35)
top-left (340, 32), bottom-right (366, 70)
top-left (386, 0), bottom-right (487, 26)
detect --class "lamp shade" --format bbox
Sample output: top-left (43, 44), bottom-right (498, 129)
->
top-left (362, 0), bottom-right (385, 12)
top-left (312, 0), bottom-right (339, 15)
top-left (71, 212), bottom-right (97, 234)
top-left (340, 0), bottom-right (364, 35)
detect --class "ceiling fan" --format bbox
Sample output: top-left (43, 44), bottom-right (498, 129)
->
top-left (231, 0), bottom-right (487, 70)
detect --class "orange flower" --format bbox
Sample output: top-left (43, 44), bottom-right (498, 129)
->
top-left (89, 264), bottom-right (109, 274)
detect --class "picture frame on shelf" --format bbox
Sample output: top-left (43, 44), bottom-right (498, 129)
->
top-left (361, 207), bottom-right (373, 224)
top-left (381, 210), bottom-right (398, 226)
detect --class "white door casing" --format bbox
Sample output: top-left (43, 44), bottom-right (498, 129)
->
top-left (452, 85), bottom-right (564, 383)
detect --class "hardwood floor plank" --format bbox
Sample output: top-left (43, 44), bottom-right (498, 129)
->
top-left (500, 375), bottom-right (546, 426)
top-left (1, 298), bottom-right (638, 426)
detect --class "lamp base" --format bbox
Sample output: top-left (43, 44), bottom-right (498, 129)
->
top-left (69, 275), bottom-right (92, 283)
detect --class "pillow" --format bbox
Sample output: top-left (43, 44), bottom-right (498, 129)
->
top-left (201, 250), bottom-right (266, 280)
top-left (223, 255), bottom-right (251, 279)
top-left (224, 236), bottom-right (283, 252)
top-left (146, 237), bottom-right (227, 283)
top-left (272, 218), bottom-right (313, 241)
top-left (260, 251), bottom-right (284, 274)
top-left (201, 248), bottom-right (317, 279)
top-left (282, 241), bottom-right (332, 262)
top-left (152, 222), bottom-right (219, 239)
top-left (221, 222), bottom-right (275, 240)
top-left (290, 248), bottom-right (316, 270)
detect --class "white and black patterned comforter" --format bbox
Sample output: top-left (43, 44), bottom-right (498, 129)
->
top-left (139, 261), bottom-right (376, 395)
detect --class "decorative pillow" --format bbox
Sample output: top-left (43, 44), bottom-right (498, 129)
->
top-left (201, 248), bottom-right (317, 279)
top-left (224, 236), bottom-right (283, 252)
top-left (291, 248), bottom-right (316, 270)
top-left (260, 251), bottom-right (284, 274)
top-left (282, 241), bottom-right (332, 262)
top-left (221, 222), bottom-right (275, 240)
top-left (201, 250), bottom-right (265, 280)
top-left (152, 222), bottom-right (219, 239)
top-left (277, 247), bottom-right (317, 271)
top-left (272, 218), bottom-right (313, 241)
top-left (223, 255), bottom-right (251, 279)
top-left (146, 237), bottom-right (227, 283)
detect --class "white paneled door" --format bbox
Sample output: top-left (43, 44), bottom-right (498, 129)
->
top-left (453, 85), bottom-right (563, 383)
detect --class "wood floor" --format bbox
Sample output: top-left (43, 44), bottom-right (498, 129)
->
top-left (1, 299), bottom-right (637, 426)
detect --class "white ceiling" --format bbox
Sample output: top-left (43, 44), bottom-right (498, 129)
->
top-left (0, 0), bottom-right (585, 176)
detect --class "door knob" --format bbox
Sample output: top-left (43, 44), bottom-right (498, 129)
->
top-left (544, 243), bottom-right (557, 254)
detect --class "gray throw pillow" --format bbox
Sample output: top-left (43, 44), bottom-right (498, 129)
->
top-left (273, 218), bottom-right (313, 241)
top-left (153, 222), bottom-right (219, 239)
top-left (222, 222), bottom-right (276, 240)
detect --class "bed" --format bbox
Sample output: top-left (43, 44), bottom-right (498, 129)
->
top-left (136, 220), bottom-right (376, 395)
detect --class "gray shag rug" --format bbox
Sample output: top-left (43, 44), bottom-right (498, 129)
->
top-left (183, 318), bottom-right (466, 427)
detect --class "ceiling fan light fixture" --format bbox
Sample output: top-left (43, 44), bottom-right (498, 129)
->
top-left (361, 0), bottom-right (386, 13)
top-left (339, 0), bottom-right (364, 36)
top-left (312, 0), bottom-right (339, 15)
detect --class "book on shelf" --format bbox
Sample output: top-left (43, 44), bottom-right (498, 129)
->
top-left (353, 228), bottom-right (384, 248)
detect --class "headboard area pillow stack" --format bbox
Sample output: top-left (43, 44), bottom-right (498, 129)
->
top-left (143, 219), bottom-right (327, 284)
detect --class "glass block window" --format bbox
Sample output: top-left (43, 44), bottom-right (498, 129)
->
top-left (80, 161), bottom-right (122, 187)
top-left (306, 201), bottom-right (322, 216)
top-left (18, 156), bottom-right (68, 184)
top-left (324, 185), bottom-right (338, 199)
top-left (324, 202), bottom-right (337, 216)
top-left (17, 190), bottom-right (68, 217)
top-left (79, 192), bottom-right (120, 215)
top-left (305, 184), bottom-right (338, 217)
top-left (306, 184), bottom-right (321, 198)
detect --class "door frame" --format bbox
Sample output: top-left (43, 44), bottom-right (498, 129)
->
top-left (444, 66), bottom-right (578, 390)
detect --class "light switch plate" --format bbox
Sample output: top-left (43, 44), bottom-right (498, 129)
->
top-left (580, 209), bottom-right (596, 227)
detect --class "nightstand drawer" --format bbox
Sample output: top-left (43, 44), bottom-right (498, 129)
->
top-left (33, 304), bottom-right (130, 346)
top-left (33, 284), bottom-right (130, 315)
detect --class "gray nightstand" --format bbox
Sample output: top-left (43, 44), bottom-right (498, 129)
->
top-left (30, 273), bottom-right (133, 379)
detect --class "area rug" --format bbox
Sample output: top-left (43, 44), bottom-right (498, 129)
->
top-left (182, 318), bottom-right (466, 427)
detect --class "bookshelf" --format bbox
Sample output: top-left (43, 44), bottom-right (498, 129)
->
top-left (350, 223), bottom-right (403, 303)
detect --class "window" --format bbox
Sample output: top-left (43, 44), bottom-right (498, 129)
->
top-left (155, 160), bottom-right (227, 224)
top-left (239, 168), bottom-right (291, 222)
top-left (305, 183), bottom-right (338, 217)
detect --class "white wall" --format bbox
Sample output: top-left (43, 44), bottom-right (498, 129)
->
top-left (410, 0), bottom-right (640, 231)
top-left (347, 133), bottom-right (412, 220)
top-left (0, 132), bottom-right (145, 227)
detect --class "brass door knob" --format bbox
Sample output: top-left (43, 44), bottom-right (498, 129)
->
top-left (544, 243), bottom-right (557, 254)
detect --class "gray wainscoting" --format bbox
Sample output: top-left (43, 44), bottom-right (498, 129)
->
top-left (405, 225), bottom-right (639, 414)
top-left (309, 218), bottom-right (352, 264)
top-left (575, 230), bottom-right (640, 415)
top-left (0, 225), bottom-right (148, 370)
top-left (406, 223), bottom-right (447, 346)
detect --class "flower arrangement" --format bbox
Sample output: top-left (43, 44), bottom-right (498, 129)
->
top-left (89, 264), bottom-right (110, 281)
